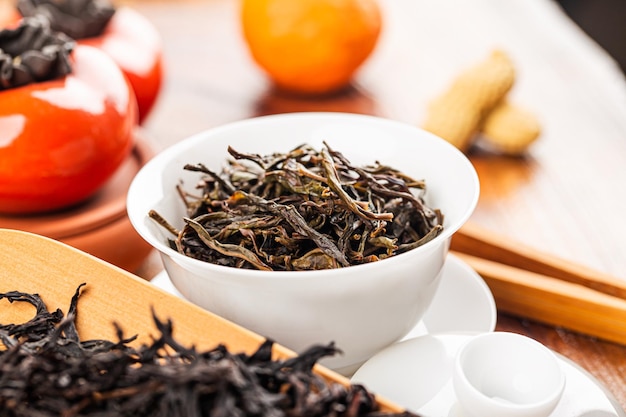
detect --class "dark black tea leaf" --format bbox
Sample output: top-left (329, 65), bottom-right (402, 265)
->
top-left (150, 142), bottom-right (443, 270)
top-left (0, 286), bottom-right (420, 417)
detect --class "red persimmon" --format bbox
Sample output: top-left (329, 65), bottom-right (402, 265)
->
top-left (0, 39), bottom-right (137, 214)
top-left (78, 7), bottom-right (163, 124)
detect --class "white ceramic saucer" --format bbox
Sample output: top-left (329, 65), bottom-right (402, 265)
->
top-left (151, 268), bottom-right (184, 298)
top-left (352, 333), bottom-right (625, 416)
top-left (150, 253), bottom-right (498, 340)
top-left (406, 253), bottom-right (497, 338)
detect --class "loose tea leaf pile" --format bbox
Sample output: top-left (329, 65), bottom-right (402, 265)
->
top-left (0, 286), bottom-right (419, 417)
top-left (150, 143), bottom-right (443, 270)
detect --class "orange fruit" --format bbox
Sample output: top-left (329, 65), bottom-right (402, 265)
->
top-left (241, 0), bottom-right (382, 95)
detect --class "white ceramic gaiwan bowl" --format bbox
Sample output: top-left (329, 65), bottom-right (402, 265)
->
top-left (127, 112), bottom-right (479, 372)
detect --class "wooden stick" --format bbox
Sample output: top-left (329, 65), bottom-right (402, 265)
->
top-left (454, 251), bottom-right (626, 346)
top-left (452, 222), bottom-right (626, 299)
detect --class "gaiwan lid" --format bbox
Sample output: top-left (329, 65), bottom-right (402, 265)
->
top-left (0, 131), bottom-right (155, 271)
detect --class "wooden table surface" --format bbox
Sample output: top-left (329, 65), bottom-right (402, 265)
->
top-left (124, 0), bottom-right (626, 411)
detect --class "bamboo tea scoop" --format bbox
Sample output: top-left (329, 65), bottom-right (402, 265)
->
top-left (452, 222), bottom-right (626, 300)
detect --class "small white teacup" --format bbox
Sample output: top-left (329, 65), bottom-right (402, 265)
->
top-left (453, 332), bottom-right (565, 417)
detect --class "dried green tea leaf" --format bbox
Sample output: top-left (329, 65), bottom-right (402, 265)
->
top-left (152, 143), bottom-right (443, 271)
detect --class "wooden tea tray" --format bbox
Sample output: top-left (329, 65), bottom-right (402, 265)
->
top-left (0, 228), bottom-right (404, 413)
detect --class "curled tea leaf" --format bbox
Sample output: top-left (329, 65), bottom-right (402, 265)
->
top-left (0, 16), bottom-right (74, 90)
top-left (0, 286), bottom-right (420, 417)
top-left (151, 143), bottom-right (443, 271)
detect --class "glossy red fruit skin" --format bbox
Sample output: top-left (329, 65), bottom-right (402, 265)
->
top-left (80, 7), bottom-right (164, 124)
top-left (0, 45), bottom-right (138, 214)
